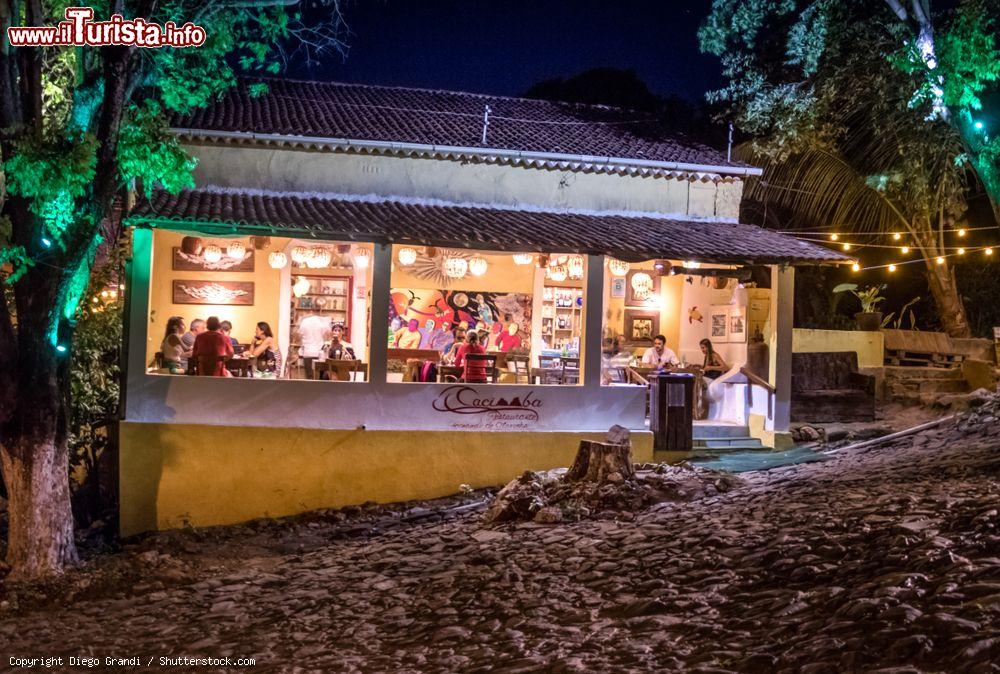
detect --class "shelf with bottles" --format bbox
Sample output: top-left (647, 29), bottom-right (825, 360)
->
top-left (290, 275), bottom-right (353, 352)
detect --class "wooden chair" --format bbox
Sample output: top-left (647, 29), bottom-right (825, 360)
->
top-left (465, 354), bottom-right (499, 383)
top-left (537, 355), bottom-right (562, 385)
top-left (312, 359), bottom-right (362, 381)
top-left (439, 365), bottom-right (464, 382)
top-left (193, 355), bottom-right (228, 376)
top-left (560, 357), bottom-right (581, 385)
top-left (507, 355), bottom-right (530, 384)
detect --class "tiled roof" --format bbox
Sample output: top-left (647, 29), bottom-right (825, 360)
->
top-left (170, 79), bottom-right (752, 172)
top-left (129, 188), bottom-right (848, 265)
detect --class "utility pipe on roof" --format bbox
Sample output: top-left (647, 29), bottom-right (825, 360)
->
top-left (169, 128), bottom-right (765, 178)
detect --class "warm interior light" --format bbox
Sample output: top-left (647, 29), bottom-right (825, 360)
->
top-left (307, 248), bottom-right (332, 268)
top-left (398, 247), bottom-right (418, 266)
top-left (682, 260), bottom-right (702, 269)
top-left (567, 255), bottom-right (585, 279)
top-left (547, 265), bottom-right (568, 283)
top-left (512, 253), bottom-right (534, 266)
top-left (293, 276), bottom-right (311, 297)
top-left (608, 259), bottom-right (630, 276)
top-left (291, 246), bottom-right (311, 265)
top-left (226, 241), bottom-right (246, 260)
top-left (353, 246), bottom-right (372, 269)
top-left (443, 255), bottom-right (468, 279)
top-left (468, 256), bottom-right (488, 277)
top-left (268, 251), bottom-right (288, 269)
top-left (202, 244), bottom-right (222, 264)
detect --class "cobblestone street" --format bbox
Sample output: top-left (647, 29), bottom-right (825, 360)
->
top-left (3, 406), bottom-right (1000, 672)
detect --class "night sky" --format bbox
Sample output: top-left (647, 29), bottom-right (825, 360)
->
top-left (289, 0), bottom-right (722, 102)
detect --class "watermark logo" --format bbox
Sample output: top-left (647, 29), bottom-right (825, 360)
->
top-left (7, 7), bottom-right (206, 48)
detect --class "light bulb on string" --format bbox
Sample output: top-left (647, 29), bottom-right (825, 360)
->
top-left (888, 264), bottom-right (897, 272)
top-left (974, 120), bottom-right (985, 131)
top-left (958, 248), bottom-right (966, 255)
top-left (852, 263), bottom-right (860, 272)
top-left (830, 233), bottom-right (839, 241)
top-left (958, 228), bottom-right (967, 237)
top-left (986, 248), bottom-right (994, 256)
top-left (901, 246), bottom-right (910, 254)
top-left (892, 232), bottom-right (902, 241)
top-left (842, 243), bottom-right (851, 251)
top-left (936, 256), bottom-right (945, 265)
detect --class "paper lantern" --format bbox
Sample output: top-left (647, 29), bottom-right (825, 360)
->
top-left (293, 276), bottom-right (311, 297)
top-left (291, 246), bottom-right (311, 265)
top-left (353, 246), bottom-right (372, 269)
top-left (547, 265), bottom-right (568, 282)
top-left (226, 241), bottom-right (246, 260)
top-left (443, 255), bottom-right (468, 279)
top-left (608, 258), bottom-right (629, 276)
top-left (181, 236), bottom-right (203, 256)
top-left (512, 253), bottom-right (534, 265)
top-left (253, 236), bottom-right (271, 250)
top-left (631, 271), bottom-right (653, 291)
top-left (202, 244), bottom-right (222, 264)
top-left (307, 248), bottom-right (332, 268)
top-left (267, 251), bottom-right (288, 269)
top-left (398, 247), bottom-right (418, 266)
top-left (468, 256), bottom-right (488, 277)
top-left (567, 255), bottom-right (584, 279)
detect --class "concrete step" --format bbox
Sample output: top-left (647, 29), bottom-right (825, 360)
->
top-left (695, 438), bottom-right (766, 450)
top-left (884, 366), bottom-right (964, 381)
top-left (692, 424), bottom-right (751, 439)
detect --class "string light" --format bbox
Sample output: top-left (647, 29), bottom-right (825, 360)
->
top-left (888, 264), bottom-right (897, 272)
top-left (958, 248), bottom-right (966, 255)
top-left (842, 243), bottom-right (851, 251)
top-left (901, 246), bottom-right (910, 254)
top-left (830, 233), bottom-right (839, 241)
top-left (937, 256), bottom-right (945, 265)
top-left (852, 262), bottom-right (861, 272)
top-left (892, 232), bottom-right (902, 241)
top-left (958, 228), bottom-right (967, 237)
top-left (987, 248), bottom-right (994, 256)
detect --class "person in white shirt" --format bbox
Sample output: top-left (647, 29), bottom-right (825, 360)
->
top-left (298, 314), bottom-right (329, 378)
top-left (642, 334), bottom-right (679, 369)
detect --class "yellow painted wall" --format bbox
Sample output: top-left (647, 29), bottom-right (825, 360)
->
top-left (603, 260), bottom-right (684, 356)
top-left (792, 328), bottom-right (884, 369)
top-left (119, 422), bottom-right (654, 535)
top-left (146, 230), bottom-right (288, 364)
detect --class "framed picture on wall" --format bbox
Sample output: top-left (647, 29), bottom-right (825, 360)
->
top-left (172, 280), bottom-right (255, 305)
top-left (625, 270), bottom-right (660, 307)
top-left (710, 308), bottom-right (728, 340)
top-left (172, 247), bottom-right (254, 272)
top-left (610, 277), bottom-right (627, 299)
top-left (624, 309), bottom-right (659, 346)
top-left (728, 309), bottom-right (746, 343)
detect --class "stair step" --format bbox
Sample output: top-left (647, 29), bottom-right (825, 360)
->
top-left (695, 439), bottom-right (766, 450)
top-left (691, 424), bottom-right (752, 439)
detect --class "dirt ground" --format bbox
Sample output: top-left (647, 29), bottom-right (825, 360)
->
top-left (1, 400), bottom-right (999, 672)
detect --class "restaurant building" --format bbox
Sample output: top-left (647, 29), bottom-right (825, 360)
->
top-left (119, 80), bottom-right (847, 534)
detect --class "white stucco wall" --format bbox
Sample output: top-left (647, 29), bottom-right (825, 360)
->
top-left (184, 142), bottom-right (744, 218)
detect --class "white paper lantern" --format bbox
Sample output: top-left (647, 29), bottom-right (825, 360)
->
top-left (608, 258), bottom-right (629, 276)
top-left (398, 247), bottom-right (418, 266)
top-left (547, 265), bottom-right (568, 282)
top-left (567, 255), bottom-right (584, 279)
top-left (292, 276), bottom-right (311, 297)
top-left (267, 251), bottom-right (288, 269)
top-left (512, 253), bottom-right (534, 266)
top-left (682, 260), bottom-right (702, 269)
top-left (631, 271), bottom-right (654, 300)
top-left (353, 246), bottom-right (372, 269)
top-left (291, 246), bottom-right (311, 265)
top-left (202, 244), bottom-right (222, 264)
top-left (468, 255), bottom-right (488, 277)
top-left (226, 241), bottom-right (246, 260)
top-left (307, 248), bottom-right (332, 268)
top-left (443, 255), bottom-right (468, 279)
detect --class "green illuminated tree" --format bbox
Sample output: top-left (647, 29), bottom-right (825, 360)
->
top-left (0, 0), bottom-right (346, 579)
top-left (700, 0), bottom-right (1000, 336)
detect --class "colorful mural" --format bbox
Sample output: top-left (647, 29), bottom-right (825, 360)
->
top-left (389, 288), bottom-right (532, 353)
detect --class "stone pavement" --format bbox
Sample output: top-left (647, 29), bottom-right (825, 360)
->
top-left (2, 407), bottom-right (1000, 673)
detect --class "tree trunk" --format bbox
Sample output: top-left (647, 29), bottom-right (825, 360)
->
top-left (1, 433), bottom-right (78, 579)
top-left (566, 440), bottom-right (635, 483)
top-left (926, 261), bottom-right (971, 338)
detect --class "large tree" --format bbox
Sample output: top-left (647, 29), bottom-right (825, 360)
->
top-left (0, 0), bottom-right (345, 579)
top-left (700, 0), bottom-right (1000, 336)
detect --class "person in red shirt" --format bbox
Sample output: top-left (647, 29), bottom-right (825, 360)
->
top-left (192, 315), bottom-right (234, 376)
top-left (453, 331), bottom-right (488, 383)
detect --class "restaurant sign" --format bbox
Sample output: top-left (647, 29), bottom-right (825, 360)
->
top-left (432, 385), bottom-right (543, 431)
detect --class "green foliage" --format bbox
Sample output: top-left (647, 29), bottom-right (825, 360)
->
top-left (117, 101), bottom-right (197, 196)
top-left (833, 283), bottom-right (887, 313)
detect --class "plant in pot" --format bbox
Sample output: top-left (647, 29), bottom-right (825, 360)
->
top-left (833, 283), bottom-right (886, 331)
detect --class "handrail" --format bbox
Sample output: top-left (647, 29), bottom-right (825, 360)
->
top-left (626, 367), bottom-right (648, 386)
top-left (740, 367), bottom-right (775, 394)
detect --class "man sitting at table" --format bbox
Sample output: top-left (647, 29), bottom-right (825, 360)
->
top-left (192, 316), bottom-right (234, 376)
top-left (642, 334), bottom-right (679, 369)
top-left (326, 322), bottom-right (356, 361)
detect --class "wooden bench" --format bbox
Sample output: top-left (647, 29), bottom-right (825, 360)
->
top-left (883, 329), bottom-right (966, 368)
top-left (791, 352), bottom-right (876, 423)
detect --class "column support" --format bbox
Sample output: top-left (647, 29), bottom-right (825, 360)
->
top-left (367, 242), bottom-right (392, 389)
top-left (123, 227), bottom-right (153, 420)
top-left (770, 264), bottom-right (794, 434)
top-left (583, 254), bottom-right (605, 388)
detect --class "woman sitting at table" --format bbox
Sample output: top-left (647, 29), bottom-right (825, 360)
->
top-left (192, 316), bottom-right (234, 376)
top-left (326, 322), bottom-right (356, 361)
top-left (159, 316), bottom-right (186, 374)
top-left (249, 321), bottom-right (279, 373)
top-left (454, 331), bottom-right (488, 383)
top-left (699, 338), bottom-right (729, 380)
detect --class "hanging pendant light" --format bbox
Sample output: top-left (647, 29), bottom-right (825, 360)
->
top-left (226, 241), bottom-right (246, 260)
top-left (268, 251), bottom-right (288, 269)
top-left (203, 244), bottom-right (222, 264)
top-left (443, 255), bottom-right (468, 279)
top-left (291, 246), bottom-right (311, 265)
top-left (468, 255), bottom-right (488, 277)
top-left (293, 276), bottom-right (311, 297)
top-left (567, 255), bottom-right (584, 279)
top-left (353, 246), bottom-right (372, 269)
top-left (547, 265), bottom-right (568, 282)
top-left (608, 258), bottom-right (629, 276)
top-left (513, 253), bottom-right (534, 265)
top-left (682, 260), bottom-right (702, 269)
top-left (307, 248), bottom-right (332, 269)
top-left (398, 247), bottom-right (418, 266)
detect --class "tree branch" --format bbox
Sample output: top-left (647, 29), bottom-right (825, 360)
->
top-left (884, 0), bottom-right (908, 22)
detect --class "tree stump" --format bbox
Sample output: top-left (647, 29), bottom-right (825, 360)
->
top-left (566, 428), bottom-right (635, 483)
